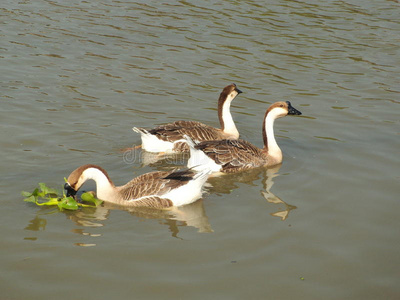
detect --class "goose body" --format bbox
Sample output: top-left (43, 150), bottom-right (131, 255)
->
top-left (64, 164), bottom-right (210, 208)
top-left (133, 83), bottom-right (242, 153)
top-left (186, 101), bottom-right (302, 173)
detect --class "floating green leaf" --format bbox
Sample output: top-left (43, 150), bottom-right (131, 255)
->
top-left (21, 191), bottom-right (32, 198)
top-left (81, 192), bottom-right (102, 207)
top-left (36, 198), bottom-right (59, 206)
top-left (38, 182), bottom-right (58, 196)
top-left (31, 188), bottom-right (39, 197)
top-left (58, 197), bottom-right (79, 211)
top-left (23, 183), bottom-right (103, 211)
top-left (23, 194), bottom-right (36, 203)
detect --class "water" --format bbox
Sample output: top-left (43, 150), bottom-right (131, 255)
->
top-left (1, 0), bottom-right (399, 299)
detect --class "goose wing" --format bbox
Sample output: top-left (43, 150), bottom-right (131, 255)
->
top-left (117, 170), bottom-right (198, 208)
top-left (196, 139), bottom-right (267, 173)
top-left (123, 196), bottom-right (174, 209)
top-left (148, 121), bottom-right (223, 143)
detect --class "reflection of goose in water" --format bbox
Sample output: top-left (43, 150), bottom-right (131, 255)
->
top-left (23, 196), bottom-right (213, 241)
top-left (133, 200), bottom-right (213, 235)
top-left (204, 166), bottom-right (266, 195)
top-left (205, 164), bottom-right (297, 220)
top-left (260, 165), bottom-right (297, 221)
top-left (70, 198), bottom-right (213, 236)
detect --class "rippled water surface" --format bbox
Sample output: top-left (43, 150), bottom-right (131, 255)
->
top-left (1, 0), bottom-right (399, 299)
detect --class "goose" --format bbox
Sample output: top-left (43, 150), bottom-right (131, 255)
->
top-left (64, 164), bottom-right (210, 209)
top-left (186, 101), bottom-right (302, 173)
top-left (132, 83), bottom-right (242, 153)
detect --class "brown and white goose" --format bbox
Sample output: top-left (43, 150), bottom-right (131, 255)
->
top-left (132, 83), bottom-right (242, 153)
top-left (64, 164), bottom-right (210, 208)
top-left (186, 101), bottom-right (302, 173)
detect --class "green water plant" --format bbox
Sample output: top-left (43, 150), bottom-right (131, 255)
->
top-left (22, 182), bottom-right (102, 211)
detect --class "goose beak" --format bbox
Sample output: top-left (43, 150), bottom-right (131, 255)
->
top-left (286, 101), bottom-right (302, 115)
top-left (64, 182), bottom-right (77, 197)
top-left (233, 83), bottom-right (242, 94)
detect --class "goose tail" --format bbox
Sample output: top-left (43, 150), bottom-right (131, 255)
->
top-left (132, 127), bottom-right (149, 135)
top-left (182, 134), bottom-right (197, 148)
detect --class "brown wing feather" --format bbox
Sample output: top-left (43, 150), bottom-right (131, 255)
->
top-left (169, 120), bottom-right (210, 128)
top-left (123, 171), bottom-right (170, 186)
top-left (148, 121), bottom-right (224, 146)
top-left (127, 197), bottom-right (173, 209)
top-left (116, 169), bottom-right (197, 202)
top-left (178, 125), bottom-right (225, 142)
top-left (196, 139), bottom-right (268, 173)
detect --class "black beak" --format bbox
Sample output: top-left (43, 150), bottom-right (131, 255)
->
top-left (233, 83), bottom-right (243, 94)
top-left (286, 101), bottom-right (302, 115)
top-left (64, 183), bottom-right (77, 197)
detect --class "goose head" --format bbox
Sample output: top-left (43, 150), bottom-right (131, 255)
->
top-left (218, 84), bottom-right (242, 114)
top-left (262, 101), bottom-right (302, 158)
top-left (64, 164), bottom-right (113, 197)
top-left (266, 101), bottom-right (302, 119)
top-left (219, 83), bottom-right (242, 104)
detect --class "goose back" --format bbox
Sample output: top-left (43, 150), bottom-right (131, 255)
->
top-left (194, 139), bottom-right (268, 173)
top-left (144, 121), bottom-right (229, 152)
top-left (133, 83), bottom-right (242, 153)
top-left (116, 169), bottom-right (201, 207)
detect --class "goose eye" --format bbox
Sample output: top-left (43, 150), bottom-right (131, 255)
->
top-left (280, 104), bottom-right (284, 107)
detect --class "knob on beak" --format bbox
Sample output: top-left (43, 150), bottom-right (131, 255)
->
top-left (286, 101), bottom-right (302, 116)
top-left (64, 182), bottom-right (77, 197)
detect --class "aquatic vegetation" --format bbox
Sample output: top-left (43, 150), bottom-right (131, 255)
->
top-left (22, 182), bottom-right (102, 211)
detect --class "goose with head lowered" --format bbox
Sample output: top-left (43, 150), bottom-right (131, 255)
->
top-left (133, 83), bottom-right (242, 153)
top-left (186, 101), bottom-right (302, 173)
top-left (64, 164), bottom-right (210, 209)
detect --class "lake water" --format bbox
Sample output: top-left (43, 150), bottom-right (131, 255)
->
top-left (1, 0), bottom-right (399, 299)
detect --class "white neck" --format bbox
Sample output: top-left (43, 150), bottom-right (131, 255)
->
top-left (264, 108), bottom-right (285, 161)
top-left (221, 93), bottom-right (239, 138)
top-left (81, 168), bottom-right (115, 200)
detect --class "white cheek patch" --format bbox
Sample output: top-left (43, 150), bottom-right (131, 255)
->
top-left (269, 107), bottom-right (288, 119)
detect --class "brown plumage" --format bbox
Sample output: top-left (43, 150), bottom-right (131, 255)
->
top-left (187, 101), bottom-right (302, 173)
top-left (147, 121), bottom-right (232, 152)
top-left (133, 83), bottom-right (242, 153)
top-left (65, 164), bottom-right (209, 208)
top-left (194, 139), bottom-right (268, 173)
